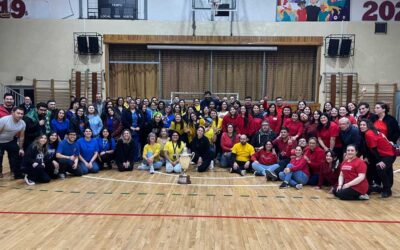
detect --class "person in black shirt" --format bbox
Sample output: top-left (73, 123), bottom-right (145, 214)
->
top-left (190, 126), bottom-right (213, 172)
top-left (115, 129), bottom-right (136, 172)
top-left (306, 0), bottom-right (320, 21)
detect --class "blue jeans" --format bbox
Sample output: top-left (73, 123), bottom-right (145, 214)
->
top-left (166, 161), bottom-right (182, 173)
top-left (141, 152), bottom-right (163, 170)
top-left (79, 161), bottom-right (100, 175)
top-left (252, 162), bottom-right (280, 176)
top-left (220, 152), bottom-right (232, 168)
top-left (132, 133), bottom-right (141, 162)
top-left (279, 164), bottom-right (309, 186)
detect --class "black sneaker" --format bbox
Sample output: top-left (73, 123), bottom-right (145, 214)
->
top-left (381, 191), bottom-right (392, 198)
top-left (24, 175), bottom-right (35, 186)
top-left (279, 182), bottom-right (289, 189)
top-left (14, 174), bottom-right (24, 180)
top-left (266, 169), bottom-right (278, 181)
top-left (254, 171), bottom-right (265, 177)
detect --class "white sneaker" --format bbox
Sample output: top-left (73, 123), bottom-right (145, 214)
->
top-left (138, 164), bottom-right (147, 170)
top-left (359, 194), bottom-right (370, 200)
top-left (295, 184), bottom-right (303, 190)
top-left (209, 160), bottom-right (214, 170)
top-left (24, 175), bottom-right (35, 186)
top-left (149, 165), bottom-right (155, 174)
top-left (240, 170), bottom-right (246, 176)
top-left (59, 173), bottom-right (66, 180)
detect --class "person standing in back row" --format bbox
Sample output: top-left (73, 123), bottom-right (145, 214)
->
top-left (0, 107), bottom-right (26, 179)
top-left (0, 93), bottom-right (15, 178)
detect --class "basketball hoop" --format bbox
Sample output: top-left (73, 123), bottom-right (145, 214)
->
top-left (208, 0), bottom-right (221, 20)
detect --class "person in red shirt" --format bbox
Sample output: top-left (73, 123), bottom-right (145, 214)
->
top-left (272, 127), bottom-right (298, 179)
top-left (281, 106), bottom-right (292, 127)
top-left (239, 105), bottom-right (254, 138)
top-left (283, 112), bottom-right (303, 141)
top-left (303, 137), bottom-right (325, 186)
top-left (303, 110), bottom-right (321, 140)
top-left (275, 97), bottom-right (285, 116)
top-left (220, 124), bottom-right (240, 168)
top-left (316, 150), bottom-right (340, 191)
top-left (359, 119), bottom-right (396, 198)
top-left (222, 106), bottom-right (244, 135)
top-left (338, 106), bottom-right (357, 126)
top-left (370, 102), bottom-right (400, 144)
top-left (333, 145), bottom-right (369, 200)
top-left (296, 1), bottom-right (307, 21)
top-left (317, 113), bottom-right (341, 154)
top-left (278, 146), bottom-right (309, 189)
top-left (264, 104), bottom-right (281, 134)
top-left (251, 140), bottom-right (279, 176)
top-left (251, 105), bottom-right (264, 134)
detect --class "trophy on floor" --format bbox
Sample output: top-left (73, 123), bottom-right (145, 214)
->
top-left (178, 148), bottom-right (194, 184)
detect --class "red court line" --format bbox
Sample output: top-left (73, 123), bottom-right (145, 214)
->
top-left (0, 211), bottom-right (399, 224)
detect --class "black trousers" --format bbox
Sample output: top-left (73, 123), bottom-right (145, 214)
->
top-left (26, 166), bottom-right (51, 183)
top-left (58, 158), bottom-right (83, 176)
top-left (0, 139), bottom-right (22, 177)
top-left (193, 152), bottom-right (213, 172)
top-left (97, 153), bottom-right (114, 169)
top-left (231, 160), bottom-right (252, 174)
top-left (333, 187), bottom-right (362, 200)
top-left (274, 158), bottom-right (290, 175)
top-left (376, 156), bottom-right (395, 193)
top-left (117, 162), bottom-right (133, 172)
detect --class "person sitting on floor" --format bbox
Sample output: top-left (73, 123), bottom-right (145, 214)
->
top-left (115, 129), bottom-right (136, 172)
top-left (230, 134), bottom-right (255, 176)
top-left (138, 132), bottom-right (163, 174)
top-left (278, 146), bottom-right (309, 190)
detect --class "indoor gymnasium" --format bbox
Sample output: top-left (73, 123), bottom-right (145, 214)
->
top-left (0, 0), bottom-right (399, 249)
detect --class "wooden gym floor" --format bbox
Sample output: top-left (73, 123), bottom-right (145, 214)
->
top-left (0, 158), bottom-right (399, 249)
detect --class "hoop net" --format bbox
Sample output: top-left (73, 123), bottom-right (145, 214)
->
top-left (209, 0), bottom-right (221, 17)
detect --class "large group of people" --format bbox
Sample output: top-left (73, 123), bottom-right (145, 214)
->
top-left (0, 91), bottom-right (398, 200)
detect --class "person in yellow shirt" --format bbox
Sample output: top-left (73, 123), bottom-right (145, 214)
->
top-left (187, 113), bottom-right (205, 143)
top-left (138, 133), bottom-right (162, 174)
top-left (204, 118), bottom-right (217, 170)
top-left (169, 114), bottom-right (187, 137)
top-left (193, 98), bottom-right (201, 112)
top-left (230, 135), bottom-right (255, 176)
top-left (164, 131), bottom-right (186, 173)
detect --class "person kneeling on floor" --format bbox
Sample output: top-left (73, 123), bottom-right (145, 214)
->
top-left (23, 134), bottom-right (51, 185)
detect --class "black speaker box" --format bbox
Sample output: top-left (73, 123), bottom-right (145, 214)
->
top-left (77, 36), bottom-right (89, 54)
top-left (375, 22), bottom-right (387, 34)
top-left (216, 4), bottom-right (230, 16)
top-left (89, 36), bottom-right (100, 54)
top-left (339, 39), bottom-right (352, 56)
top-left (327, 38), bottom-right (340, 57)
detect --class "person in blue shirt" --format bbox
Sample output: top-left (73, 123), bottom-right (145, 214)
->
top-left (87, 105), bottom-right (103, 138)
top-left (77, 128), bottom-right (100, 174)
top-left (51, 109), bottom-right (70, 140)
top-left (56, 130), bottom-right (81, 179)
top-left (96, 128), bottom-right (116, 170)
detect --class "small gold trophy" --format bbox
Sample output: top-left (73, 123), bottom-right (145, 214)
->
top-left (178, 148), bottom-right (194, 184)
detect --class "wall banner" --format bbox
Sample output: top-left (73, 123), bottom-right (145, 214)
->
top-left (276, 0), bottom-right (351, 22)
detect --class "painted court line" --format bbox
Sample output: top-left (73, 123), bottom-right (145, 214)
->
top-left (154, 171), bottom-right (255, 179)
top-left (82, 175), bottom-right (277, 188)
top-left (0, 211), bottom-right (399, 224)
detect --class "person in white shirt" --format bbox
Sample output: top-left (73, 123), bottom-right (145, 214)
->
top-left (0, 107), bottom-right (26, 179)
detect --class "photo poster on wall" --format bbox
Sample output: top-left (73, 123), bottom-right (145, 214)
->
top-left (276, 0), bottom-right (351, 22)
